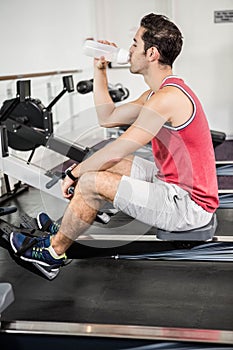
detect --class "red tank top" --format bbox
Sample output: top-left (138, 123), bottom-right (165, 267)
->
top-left (151, 76), bottom-right (219, 212)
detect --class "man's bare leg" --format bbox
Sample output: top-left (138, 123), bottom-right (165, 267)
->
top-left (105, 155), bottom-right (134, 176)
top-left (51, 170), bottom-right (123, 255)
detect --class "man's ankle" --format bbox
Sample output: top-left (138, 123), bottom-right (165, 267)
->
top-left (50, 234), bottom-right (70, 256)
top-left (49, 244), bottom-right (65, 258)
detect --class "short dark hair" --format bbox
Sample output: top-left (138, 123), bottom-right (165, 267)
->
top-left (140, 13), bottom-right (183, 67)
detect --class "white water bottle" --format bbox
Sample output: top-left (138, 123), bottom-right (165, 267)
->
top-left (83, 40), bottom-right (129, 65)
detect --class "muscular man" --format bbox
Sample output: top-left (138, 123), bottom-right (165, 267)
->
top-left (10, 13), bottom-right (218, 268)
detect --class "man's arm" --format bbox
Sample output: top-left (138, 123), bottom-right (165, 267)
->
top-left (74, 93), bottom-right (168, 174)
top-left (93, 57), bottom-right (150, 128)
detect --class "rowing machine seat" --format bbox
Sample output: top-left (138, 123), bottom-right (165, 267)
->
top-left (156, 214), bottom-right (217, 241)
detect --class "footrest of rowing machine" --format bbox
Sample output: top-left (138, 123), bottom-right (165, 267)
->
top-left (0, 220), bottom-right (60, 281)
top-left (156, 214), bottom-right (217, 241)
top-left (32, 263), bottom-right (60, 280)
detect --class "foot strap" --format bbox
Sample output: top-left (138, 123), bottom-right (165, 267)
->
top-left (0, 220), bottom-right (48, 241)
top-left (15, 236), bottom-right (39, 256)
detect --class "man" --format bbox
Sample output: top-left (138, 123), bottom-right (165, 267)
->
top-left (10, 13), bottom-right (218, 268)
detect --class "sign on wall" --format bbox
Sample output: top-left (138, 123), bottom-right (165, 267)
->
top-left (214, 10), bottom-right (233, 23)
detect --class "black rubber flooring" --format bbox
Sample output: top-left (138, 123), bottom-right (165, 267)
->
top-left (1, 248), bottom-right (233, 330)
top-left (0, 187), bottom-right (233, 331)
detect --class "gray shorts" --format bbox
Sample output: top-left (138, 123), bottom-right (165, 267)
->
top-left (113, 156), bottom-right (213, 232)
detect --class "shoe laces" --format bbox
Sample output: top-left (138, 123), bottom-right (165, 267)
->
top-left (31, 236), bottom-right (49, 259)
top-left (50, 222), bottom-right (60, 234)
top-left (32, 246), bottom-right (44, 259)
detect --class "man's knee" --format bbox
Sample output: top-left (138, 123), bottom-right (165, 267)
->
top-left (76, 172), bottom-right (98, 195)
top-left (77, 171), bottom-right (122, 202)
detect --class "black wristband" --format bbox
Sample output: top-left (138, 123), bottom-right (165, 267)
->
top-left (65, 168), bottom-right (78, 181)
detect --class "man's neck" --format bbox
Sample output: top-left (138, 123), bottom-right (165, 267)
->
top-left (144, 66), bottom-right (173, 91)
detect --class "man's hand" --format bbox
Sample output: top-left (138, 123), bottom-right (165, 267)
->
top-left (95, 56), bottom-right (108, 70)
top-left (94, 40), bottom-right (117, 70)
top-left (61, 176), bottom-right (76, 199)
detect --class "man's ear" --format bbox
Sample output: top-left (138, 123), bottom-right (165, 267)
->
top-left (147, 46), bottom-right (159, 62)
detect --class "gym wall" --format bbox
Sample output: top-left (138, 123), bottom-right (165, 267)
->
top-left (173, 0), bottom-right (233, 138)
top-left (0, 0), bottom-right (232, 138)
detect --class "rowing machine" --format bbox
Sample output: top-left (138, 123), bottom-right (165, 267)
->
top-left (0, 77), bottom-right (113, 222)
top-left (1, 209), bottom-right (232, 281)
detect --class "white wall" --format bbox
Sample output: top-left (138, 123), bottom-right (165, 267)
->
top-left (0, 0), bottom-right (95, 74)
top-left (0, 0), bottom-right (98, 130)
top-left (0, 0), bottom-right (232, 137)
top-left (172, 0), bottom-right (233, 137)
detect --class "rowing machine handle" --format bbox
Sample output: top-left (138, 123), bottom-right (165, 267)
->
top-left (45, 171), bottom-right (65, 189)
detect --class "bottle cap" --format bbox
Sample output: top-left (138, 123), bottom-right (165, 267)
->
top-left (117, 48), bottom-right (129, 65)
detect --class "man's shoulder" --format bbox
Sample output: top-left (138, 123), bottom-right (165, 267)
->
top-left (142, 88), bottom-right (175, 122)
top-left (146, 87), bottom-right (176, 106)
